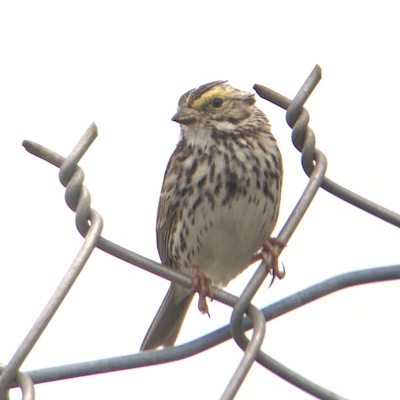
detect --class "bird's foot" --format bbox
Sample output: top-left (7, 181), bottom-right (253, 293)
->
top-left (251, 237), bottom-right (285, 285)
top-left (192, 266), bottom-right (214, 316)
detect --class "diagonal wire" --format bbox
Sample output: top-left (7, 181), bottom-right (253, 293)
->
top-left (0, 125), bottom-right (104, 397)
top-left (0, 210), bottom-right (103, 397)
top-left (254, 66), bottom-right (400, 228)
top-left (221, 65), bottom-right (325, 399)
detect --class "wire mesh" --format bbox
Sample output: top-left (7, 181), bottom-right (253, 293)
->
top-left (1, 65), bottom-right (400, 399)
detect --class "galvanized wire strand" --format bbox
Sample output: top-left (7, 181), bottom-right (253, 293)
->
top-left (256, 354), bottom-right (348, 400)
top-left (18, 371), bottom-right (35, 400)
top-left (232, 65), bottom-right (325, 322)
top-left (23, 135), bottom-right (201, 296)
top-left (253, 266), bottom-right (400, 400)
top-left (59, 124), bottom-right (99, 237)
top-left (0, 364), bottom-right (35, 400)
top-left (0, 211), bottom-right (103, 396)
top-left (0, 132), bottom-right (104, 396)
top-left (23, 140), bottom-right (243, 334)
top-left (262, 264), bottom-right (400, 321)
top-left (221, 304), bottom-right (266, 400)
top-left (254, 66), bottom-right (400, 228)
top-left (226, 147), bottom-right (328, 380)
top-left (223, 64), bottom-right (328, 399)
top-left (22, 264), bottom-right (400, 399)
top-left (23, 136), bottom-right (241, 313)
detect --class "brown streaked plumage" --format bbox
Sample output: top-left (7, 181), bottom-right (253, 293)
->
top-left (140, 81), bottom-right (283, 351)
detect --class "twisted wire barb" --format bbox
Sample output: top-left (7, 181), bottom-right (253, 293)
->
top-left (255, 66), bottom-right (400, 228)
top-left (0, 124), bottom-right (104, 399)
top-left (2, 65), bottom-right (399, 399)
top-left (250, 64), bottom-right (400, 398)
top-left (224, 65), bottom-right (331, 400)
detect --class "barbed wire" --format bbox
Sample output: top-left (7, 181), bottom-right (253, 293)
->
top-left (1, 65), bottom-right (399, 400)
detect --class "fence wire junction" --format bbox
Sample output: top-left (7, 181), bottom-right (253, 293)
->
top-left (1, 65), bottom-right (400, 399)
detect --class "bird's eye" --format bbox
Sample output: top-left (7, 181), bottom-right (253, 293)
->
top-left (211, 97), bottom-right (224, 108)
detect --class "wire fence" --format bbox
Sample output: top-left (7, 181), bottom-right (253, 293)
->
top-left (1, 65), bottom-right (400, 400)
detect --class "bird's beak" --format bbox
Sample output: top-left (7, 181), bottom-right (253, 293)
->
top-left (171, 106), bottom-right (198, 125)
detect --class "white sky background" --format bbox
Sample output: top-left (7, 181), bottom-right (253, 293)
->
top-left (1, 1), bottom-right (400, 399)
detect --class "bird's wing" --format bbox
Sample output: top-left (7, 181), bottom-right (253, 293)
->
top-left (156, 146), bottom-right (181, 267)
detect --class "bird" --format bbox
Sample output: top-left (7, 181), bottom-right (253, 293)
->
top-left (140, 80), bottom-right (283, 351)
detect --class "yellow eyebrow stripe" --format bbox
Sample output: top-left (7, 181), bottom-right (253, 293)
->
top-left (191, 86), bottom-right (234, 109)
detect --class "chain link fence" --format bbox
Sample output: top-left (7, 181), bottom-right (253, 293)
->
top-left (1, 65), bottom-right (399, 400)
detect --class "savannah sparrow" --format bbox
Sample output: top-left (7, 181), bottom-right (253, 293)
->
top-left (140, 81), bottom-right (283, 351)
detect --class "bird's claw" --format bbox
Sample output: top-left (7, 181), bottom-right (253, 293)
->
top-left (251, 237), bottom-right (285, 285)
top-left (192, 266), bottom-right (213, 317)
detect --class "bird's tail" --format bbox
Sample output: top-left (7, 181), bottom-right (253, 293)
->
top-left (140, 284), bottom-right (194, 351)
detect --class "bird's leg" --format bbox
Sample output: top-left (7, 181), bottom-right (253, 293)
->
top-left (192, 266), bottom-right (214, 317)
top-left (250, 237), bottom-right (285, 285)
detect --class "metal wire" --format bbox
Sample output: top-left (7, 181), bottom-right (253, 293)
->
top-left (0, 365), bottom-right (34, 400)
top-left (254, 68), bottom-right (400, 228)
top-left (0, 126), bottom-right (104, 399)
top-left (1, 65), bottom-right (400, 399)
